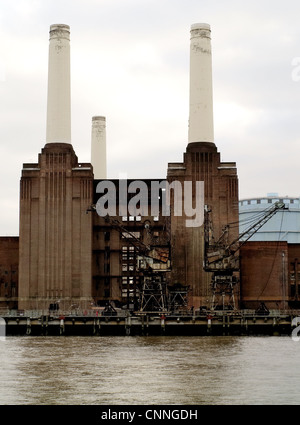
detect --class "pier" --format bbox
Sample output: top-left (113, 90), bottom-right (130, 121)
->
top-left (0, 309), bottom-right (299, 336)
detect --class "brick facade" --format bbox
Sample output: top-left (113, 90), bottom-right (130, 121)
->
top-left (18, 143), bottom-right (93, 310)
top-left (240, 241), bottom-right (291, 310)
top-left (167, 142), bottom-right (239, 309)
top-left (0, 237), bottom-right (19, 309)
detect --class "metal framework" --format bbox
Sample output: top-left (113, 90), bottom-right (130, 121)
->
top-left (87, 206), bottom-right (171, 313)
top-left (139, 275), bottom-right (167, 313)
top-left (210, 274), bottom-right (237, 311)
top-left (204, 202), bottom-right (286, 310)
top-left (167, 284), bottom-right (190, 313)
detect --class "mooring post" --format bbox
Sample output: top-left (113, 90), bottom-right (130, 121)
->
top-left (207, 314), bottom-right (212, 334)
top-left (125, 312), bottom-right (131, 336)
top-left (44, 315), bottom-right (48, 336)
top-left (26, 317), bottom-right (31, 335)
top-left (60, 318), bottom-right (65, 335)
top-left (141, 315), bottom-right (144, 335)
top-left (161, 314), bottom-right (166, 334)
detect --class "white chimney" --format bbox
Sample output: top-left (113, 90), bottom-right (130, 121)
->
top-left (46, 24), bottom-right (71, 144)
top-left (188, 23), bottom-right (214, 144)
top-left (91, 116), bottom-right (107, 179)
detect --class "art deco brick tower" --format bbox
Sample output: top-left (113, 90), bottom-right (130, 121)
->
top-left (167, 24), bottom-right (239, 308)
top-left (18, 25), bottom-right (94, 310)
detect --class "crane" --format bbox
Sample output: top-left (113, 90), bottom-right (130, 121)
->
top-left (87, 204), bottom-right (171, 313)
top-left (203, 201), bottom-right (286, 310)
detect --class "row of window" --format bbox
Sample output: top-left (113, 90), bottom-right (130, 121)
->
top-left (122, 276), bottom-right (138, 285)
top-left (121, 289), bottom-right (139, 298)
top-left (97, 226), bottom-right (162, 245)
top-left (122, 246), bottom-right (136, 261)
top-left (240, 198), bottom-right (299, 206)
top-left (121, 216), bottom-right (159, 222)
top-left (122, 276), bottom-right (139, 299)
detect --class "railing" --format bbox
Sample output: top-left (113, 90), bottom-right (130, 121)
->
top-left (0, 309), bottom-right (128, 318)
top-left (1, 308), bottom-right (300, 319)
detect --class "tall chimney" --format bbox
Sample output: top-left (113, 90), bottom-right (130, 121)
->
top-left (91, 116), bottom-right (107, 179)
top-left (188, 23), bottom-right (214, 144)
top-left (46, 24), bottom-right (71, 144)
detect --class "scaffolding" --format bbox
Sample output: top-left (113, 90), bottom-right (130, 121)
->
top-left (167, 283), bottom-right (190, 313)
top-left (139, 275), bottom-right (167, 313)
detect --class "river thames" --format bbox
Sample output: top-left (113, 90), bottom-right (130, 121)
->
top-left (0, 335), bottom-right (299, 405)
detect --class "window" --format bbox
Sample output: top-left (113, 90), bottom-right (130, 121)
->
top-left (122, 246), bottom-right (128, 260)
top-left (121, 245), bottom-right (136, 262)
top-left (121, 276), bottom-right (139, 299)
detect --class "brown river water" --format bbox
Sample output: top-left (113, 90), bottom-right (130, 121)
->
top-left (0, 335), bottom-right (299, 405)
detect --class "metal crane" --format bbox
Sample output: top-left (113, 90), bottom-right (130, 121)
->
top-left (87, 204), bottom-right (171, 313)
top-left (204, 201), bottom-right (286, 310)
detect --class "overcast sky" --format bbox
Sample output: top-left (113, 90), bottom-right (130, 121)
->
top-left (1, 0), bottom-right (300, 235)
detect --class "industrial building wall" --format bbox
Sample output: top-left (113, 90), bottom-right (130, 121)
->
top-left (167, 142), bottom-right (239, 309)
top-left (240, 241), bottom-right (289, 310)
top-left (288, 244), bottom-right (300, 307)
top-left (18, 143), bottom-right (94, 310)
top-left (0, 237), bottom-right (19, 309)
top-left (92, 179), bottom-right (170, 309)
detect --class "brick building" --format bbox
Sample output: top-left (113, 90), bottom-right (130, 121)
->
top-left (167, 142), bottom-right (238, 308)
top-left (18, 143), bottom-right (93, 310)
top-left (1, 23), bottom-right (240, 312)
top-left (0, 237), bottom-right (19, 309)
top-left (240, 242), bottom-right (300, 310)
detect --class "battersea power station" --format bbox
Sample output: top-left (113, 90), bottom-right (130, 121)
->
top-left (1, 23), bottom-right (300, 329)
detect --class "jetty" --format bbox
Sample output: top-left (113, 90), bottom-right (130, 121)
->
top-left (1, 309), bottom-right (299, 337)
